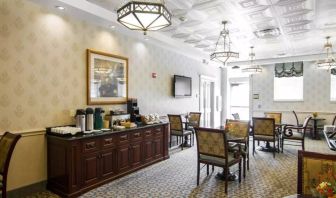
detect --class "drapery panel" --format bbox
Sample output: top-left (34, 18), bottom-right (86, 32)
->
top-left (275, 62), bottom-right (303, 78)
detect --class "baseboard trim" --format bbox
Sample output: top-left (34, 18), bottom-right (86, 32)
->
top-left (7, 180), bottom-right (46, 198)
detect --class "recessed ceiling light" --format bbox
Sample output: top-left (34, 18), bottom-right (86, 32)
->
top-left (55, 6), bottom-right (65, 10)
top-left (109, 25), bottom-right (115, 29)
top-left (144, 37), bottom-right (149, 41)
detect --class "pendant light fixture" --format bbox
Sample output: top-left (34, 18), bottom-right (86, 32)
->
top-left (242, 46), bottom-right (262, 74)
top-left (117, 0), bottom-right (172, 35)
top-left (210, 21), bottom-right (239, 66)
top-left (316, 36), bottom-right (336, 70)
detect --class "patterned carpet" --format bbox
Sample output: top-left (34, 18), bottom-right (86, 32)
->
top-left (26, 137), bottom-right (334, 198)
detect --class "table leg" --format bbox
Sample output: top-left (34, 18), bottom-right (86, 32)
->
top-left (312, 119), bottom-right (321, 140)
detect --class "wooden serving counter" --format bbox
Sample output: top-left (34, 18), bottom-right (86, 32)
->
top-left (46, 123), bottom-right (169, 197)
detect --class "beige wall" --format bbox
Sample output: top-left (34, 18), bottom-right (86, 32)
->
top-left (0, 0), bottom-right (221, 190)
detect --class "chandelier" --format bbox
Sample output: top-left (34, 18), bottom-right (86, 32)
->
top-left (242, 46), bottom-right (262, 74)
top-left (210, 21), bottom-right (239, 65)
top-left (316, 36), bottom-right (336, 70)
top-left (117, 0), bottom-right (172, 35)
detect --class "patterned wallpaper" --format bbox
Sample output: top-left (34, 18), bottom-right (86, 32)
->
top-left (251, 61), bottom-right (336, 124)
top-left (0, 0), bottom-right (220, 132)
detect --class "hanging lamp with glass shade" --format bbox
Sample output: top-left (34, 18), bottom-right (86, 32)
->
top-left (316, 36), bottom-right (336, 70)
top-left (242, 46), bottom-right (262, 74)
top-left (117, 0), bottom-right (172, 35)
top-left (210, 21), bottom-right (239, 66)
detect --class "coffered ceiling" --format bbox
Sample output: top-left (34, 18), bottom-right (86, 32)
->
top-left (30, 0), bottom-right (336, 63)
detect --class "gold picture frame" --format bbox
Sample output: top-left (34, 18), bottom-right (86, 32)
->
top-left (87, 49), bottom-right (128, 105)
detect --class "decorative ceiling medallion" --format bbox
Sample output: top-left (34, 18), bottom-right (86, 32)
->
top-left (210, 21), bottom-right (239, 66)
top-left (316, 36), bottom-right (336, 70)
top-left (242, 46), bottom-right (262, 74)
top-left (117, 0), bottom-right (172, 35)
top-left (254, 28), bottom-right (281, 39)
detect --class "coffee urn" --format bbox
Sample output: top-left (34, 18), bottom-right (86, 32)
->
top-left (94, 108), bottom-right (104, 130)
top-left (86, 108), bottom-right (94, 131)
top-left (75, 109), bottom-right (86, 132)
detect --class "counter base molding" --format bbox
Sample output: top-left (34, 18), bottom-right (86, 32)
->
top-left (46, 123), bottom-right (169, 197)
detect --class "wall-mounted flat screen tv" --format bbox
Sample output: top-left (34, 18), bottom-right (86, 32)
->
top-left (173, 75), bottom-right (192, 97)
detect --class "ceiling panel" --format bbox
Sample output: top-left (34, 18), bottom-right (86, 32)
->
top-left (35, 0), bottom-right (336, 61)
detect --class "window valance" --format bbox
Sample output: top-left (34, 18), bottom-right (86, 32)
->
top-left (275, 62), bottom-right (303, 78)
top-left (332, 68), bottom-right (336, 75)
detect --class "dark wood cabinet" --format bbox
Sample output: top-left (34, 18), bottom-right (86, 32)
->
top-left (47, 123), bottom-right (169, 197)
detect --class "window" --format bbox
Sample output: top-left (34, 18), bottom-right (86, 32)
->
top-left (274, 76), bottom-right (303, 101)
top-left (331, 73), bottom-right (336, 101)
top-left (230, 82), bottom-right (249, 120)
top-left (274, 62), bottom-right (304, 101)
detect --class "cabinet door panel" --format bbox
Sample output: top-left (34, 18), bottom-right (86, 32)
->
top-left (153, 137), bottom-right (163, 158)
top-left (143, 140), bottom-right (153, 163)
top-left (117, 145), bottom-right (130, 172)
top-left (101, 149), bottom-right (116, 178)
top-left (82, 153), bottom-right (100, 186)
top-left (130, 141), bottom-right (142, 167)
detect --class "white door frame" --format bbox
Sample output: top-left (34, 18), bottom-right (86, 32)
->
top-left (199, 75), bottom-right (216, 127)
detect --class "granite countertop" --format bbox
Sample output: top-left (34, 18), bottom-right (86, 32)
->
top-left (47, 122), bottom-right (168, 141)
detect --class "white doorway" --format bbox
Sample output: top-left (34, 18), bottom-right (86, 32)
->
top-left (199, 75), bottom-right (216, 127)
top-left (228, 78), bottom-right (250, 120)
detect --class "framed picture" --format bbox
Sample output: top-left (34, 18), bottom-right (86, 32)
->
top-left (87, 49), bottom-right (128, 105)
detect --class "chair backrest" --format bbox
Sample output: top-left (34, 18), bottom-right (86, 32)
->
top-left (298, 150), bottom-right (336, 196)
top-left (188, 112), bottom-right (201, 127)
top-left (293, 111), bottom-right (300, 126)
top-left (194, 127), bottom-right (227, 159)
top-left (264, 112), bottom-right (282, 125)
top-left (232, 113), bottom-right (240, 120)
top-left (226, 119), bottom-right (249, 141)
top-left (0, 132), bottom-right (21, 176)
top-left (332, 114), bottom-right (336, 125)
top-left (252, 117), bottom-right (275, 137)
top-left (167, 114), bottom-right (183, 131)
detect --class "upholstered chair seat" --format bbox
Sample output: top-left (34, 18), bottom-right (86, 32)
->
top-left (253, 135), bottom-right (276, 141)
top-left (170, 130), bottom-right (192, 136)
top-left (199, 152), bottom-right (240, 166)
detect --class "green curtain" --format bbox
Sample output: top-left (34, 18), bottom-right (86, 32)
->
top-left (275, 62), bottom-right (303, 78)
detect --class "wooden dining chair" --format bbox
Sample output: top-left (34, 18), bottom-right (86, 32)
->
top-left (0, 132), bottom-right (21, 198)
top-left (252, 117), bottom-right (279, 158)
top-left (167, 114), bottom-right (192, 150)
top-left (187, 112), bottom-right (201, 146)
top-left (226, 119), bottom-right (250, 177)
top-left (194, 127), bottom-right (242, 193)
top-left (282, 116), bottom-right (312, 152)
top-left (298, 150), bottom-right (336, 197)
